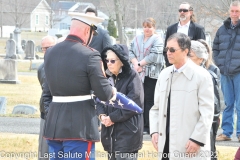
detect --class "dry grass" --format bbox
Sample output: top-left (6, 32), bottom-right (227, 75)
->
top-left (0, 133), bottom-right (237, 160)
top-left (0, 75), bottom-right (41, 115)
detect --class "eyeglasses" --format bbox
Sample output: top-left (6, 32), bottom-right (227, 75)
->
top-left (105, 59), bottom-right (119, 64)
top-left (178, 9), bottom-right (189, 13)
top-left (164, 47), bottom-right (181, 53)
top-left (41, 46), bottom-right (52, 51)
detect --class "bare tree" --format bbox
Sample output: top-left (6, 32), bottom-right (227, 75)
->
top-left (114, 0), bottom-right (124, 43)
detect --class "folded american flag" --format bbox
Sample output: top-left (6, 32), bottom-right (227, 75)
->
top-left (96, 92), bottom-right (143, 113)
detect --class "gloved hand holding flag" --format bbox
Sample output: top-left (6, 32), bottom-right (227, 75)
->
top-left (96, 92), bottom-right (143, 113)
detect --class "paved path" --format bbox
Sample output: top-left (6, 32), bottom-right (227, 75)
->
top-left (0, 117), bottom-right (239, 147)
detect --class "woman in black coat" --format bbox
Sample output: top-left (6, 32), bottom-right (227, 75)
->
top-left (96, 44), bottom-right (144, 160)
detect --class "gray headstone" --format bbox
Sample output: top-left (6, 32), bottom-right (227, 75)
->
top-left (25, 40), bottom-right (35, 60)
top-left (12, 104), bottom-right (37, 115)
top-left (0, 97), bottom-right (7, 114)
top-left (5, 39), bottom-right (16, 59)
top-left (21, 39), bottom-right (26, 51)
top-left (0, 59), bottom-right (19, 84)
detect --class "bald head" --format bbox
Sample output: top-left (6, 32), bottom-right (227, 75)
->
top-left (41, 36), bottom-right (57, 54)
top-left (69, 20), bottom-right (92, 44)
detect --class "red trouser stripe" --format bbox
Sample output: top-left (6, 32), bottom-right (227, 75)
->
top-left (86, 141), bottom-right (92, 160)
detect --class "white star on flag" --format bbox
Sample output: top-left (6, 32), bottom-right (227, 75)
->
top-left (118, 99), bottom-right (124, 108)
top-left (128, 100), bottom-right (135, 106)
top-left (101, 101), bottom-right (106, 104)
top-left (109, 100), bottom-right (115, 105)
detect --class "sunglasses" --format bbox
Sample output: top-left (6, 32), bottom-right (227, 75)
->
top-left (178, 9), bottom-right (189, 13)
top-left (105, 59), bottom-right (119, 64)
top-left (164, 47), bottom-right (181, 53)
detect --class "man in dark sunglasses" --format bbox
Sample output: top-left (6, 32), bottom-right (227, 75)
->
top-left (150, 33), bottom-right (214, 160)
top-left (163, 2), bottom-right (206, 67)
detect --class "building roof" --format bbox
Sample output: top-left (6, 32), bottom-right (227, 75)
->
top-left (51, 1), bottom-right (76, 11)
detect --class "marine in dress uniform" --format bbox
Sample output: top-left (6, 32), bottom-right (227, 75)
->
top-left (42, 12), bottom-right (116, 160)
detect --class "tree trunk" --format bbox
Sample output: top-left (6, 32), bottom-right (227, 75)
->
top-left (114, 0), bottom-right (124, 44)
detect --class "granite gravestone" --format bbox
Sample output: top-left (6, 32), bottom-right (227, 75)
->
top-left (0, 97), bottom-right (7, 114)
top-left (12, 104), bottom-right (37, 115)
top-left (0, 59), bottom-right (19, 84)
top-left (21, 39), bottom-right (26, 51)
top-left (25, 40), bottom-right (35, 60)
top-left (5, 39), bottom-right (16, 59)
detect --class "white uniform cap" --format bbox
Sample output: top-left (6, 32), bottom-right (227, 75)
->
top-left (68, 12), bottom-right (104, 26)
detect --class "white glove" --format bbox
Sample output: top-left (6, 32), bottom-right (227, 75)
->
top-left (110, 87), bottom-right (117, 101)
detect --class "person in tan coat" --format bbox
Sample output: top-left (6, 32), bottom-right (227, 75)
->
top-left (150, 33), bottom-right (214, 160)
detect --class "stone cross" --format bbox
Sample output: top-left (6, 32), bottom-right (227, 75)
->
top-left (13, 24), bottom-right (24, 55)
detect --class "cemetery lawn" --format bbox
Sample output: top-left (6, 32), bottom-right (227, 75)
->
top-left (0, 75), bottom-right (41, 115)
top-left (0, 133), bottom-right (238, 160)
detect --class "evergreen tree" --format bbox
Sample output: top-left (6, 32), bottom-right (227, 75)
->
top-left (107, 18), bottom-right (117, 38)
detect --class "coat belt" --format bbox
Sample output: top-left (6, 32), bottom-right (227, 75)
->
top-left (52, 95), bottom-right (92, 102)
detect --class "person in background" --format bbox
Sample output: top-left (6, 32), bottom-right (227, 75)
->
top-left (129, 17), bottom-right (165, 135)
top-left (163, 2), bottom-right (205, 66)
top-left (189, 40), bottom-right (221, 160)
top-left (150, 33), bottom-right (214, 159)
top-left (85, 7), bottom-right (112, 53)
top-left (85, 7), bottom-right (113, 131)
top-left (96, 44), bottom-right (144, 160)
top-left (37, 35), bottom-right (56, 160)
top-left (213, 0), bottom-right (240, 142)
top-left (42, 12), bottom-right (117, 160)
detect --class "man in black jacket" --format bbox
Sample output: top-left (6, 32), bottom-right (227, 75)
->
top-left (42, 12), bottom-right (116, 160)
top-left (37, 35), bottom-right (56, 160)
top-left (163, 2), bottom-right (205, 66)
top-left (85, 7), bottom-right (112, 53)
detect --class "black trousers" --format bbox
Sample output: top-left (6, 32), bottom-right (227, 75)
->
top-left (162, 133), bottom-right (169, 160)
top-left (143, 76), bottom-right (157, 132)
top-left (210, 117), bottom-right (220, 160)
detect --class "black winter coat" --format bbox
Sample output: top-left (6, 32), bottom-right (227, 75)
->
top-left (96, 44), bottom-right (144, 153)
top-left (164, 21), bottom-right (206, 66)
top-left (37, 63), bottom-right (45, 119)
top-left (213, 17), bottom-right (240, 76)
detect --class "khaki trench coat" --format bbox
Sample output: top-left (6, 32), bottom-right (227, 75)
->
top-left (150, 60), bottom-right (214, 160)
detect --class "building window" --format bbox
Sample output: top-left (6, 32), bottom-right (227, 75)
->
top-left (46, 16), bottom-right (49, 25)
top-left (35, 15), bottom-right (39, 25)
